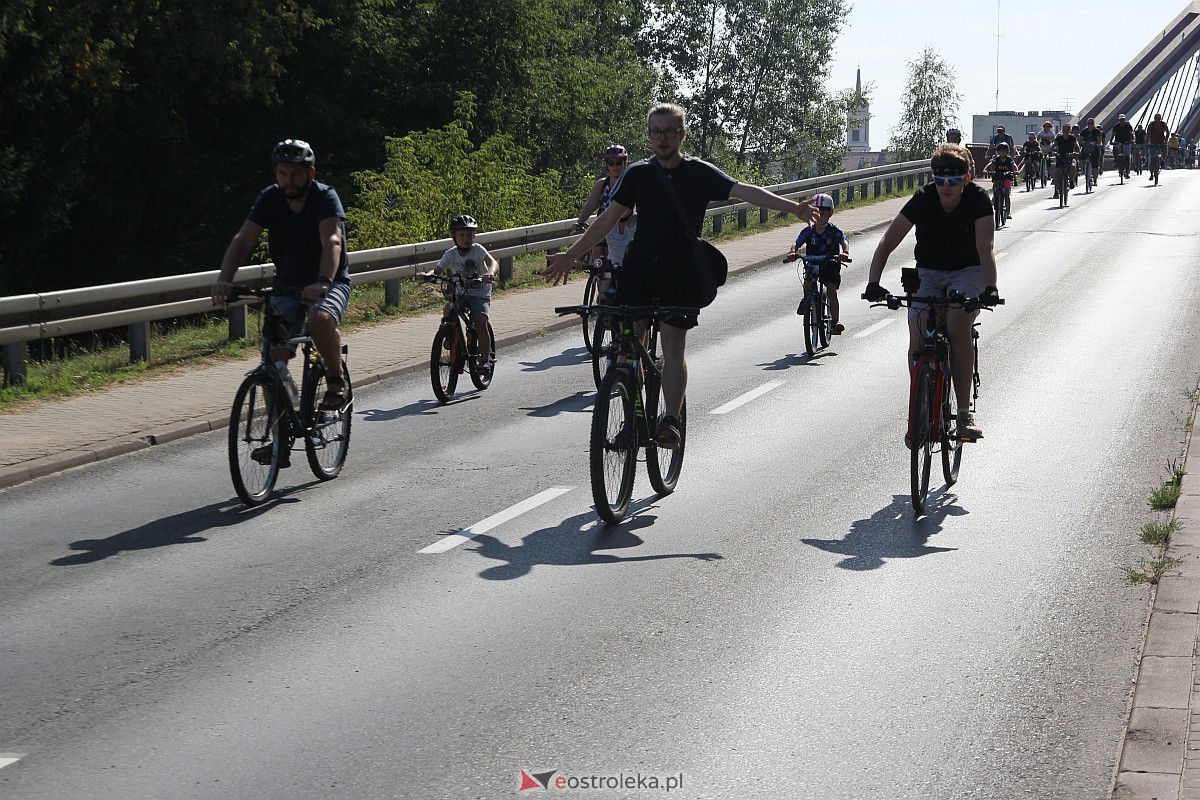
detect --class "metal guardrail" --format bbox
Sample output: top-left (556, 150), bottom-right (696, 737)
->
top-left (0, 159), bottom-right (927, 382)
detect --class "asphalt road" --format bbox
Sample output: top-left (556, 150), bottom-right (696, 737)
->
top-left (2, 171), bottom-right (1199, 799)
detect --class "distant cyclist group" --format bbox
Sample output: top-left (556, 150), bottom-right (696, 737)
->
top-left (213, 103), bottom-right (1192, 516)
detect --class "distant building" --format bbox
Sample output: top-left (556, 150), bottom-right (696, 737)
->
top-left (972, 110), bottom-right (1073, 144)
top-left (843, 69), bottom-right (890, 171)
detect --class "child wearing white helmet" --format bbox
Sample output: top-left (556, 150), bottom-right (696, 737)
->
top-left (786, 193), bottom-right (851, 333)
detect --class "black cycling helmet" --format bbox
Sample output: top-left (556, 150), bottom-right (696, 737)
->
top-left (272, 139), bottom-right (315, 166)
top-left (449, 214), bottom-right (478, 231)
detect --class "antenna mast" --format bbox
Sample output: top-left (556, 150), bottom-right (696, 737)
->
top-left (994, 0), bottom-right (1001, 109)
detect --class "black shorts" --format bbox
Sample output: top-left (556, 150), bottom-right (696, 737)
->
top-left (808, 260), bottom-right (842, 288)
top-left (615, 255), bottom-right (701, 330)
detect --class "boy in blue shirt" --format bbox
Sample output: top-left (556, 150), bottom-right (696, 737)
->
top-left (786, 193), bottom-right (851, 333)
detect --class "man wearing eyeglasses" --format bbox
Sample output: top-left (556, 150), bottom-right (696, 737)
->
top-left (543, 102), bottom-right (817, 448)
top-left (864, 143), bottom-right (999, 442)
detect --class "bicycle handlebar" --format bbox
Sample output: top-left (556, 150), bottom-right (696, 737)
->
top-left (554, 303), bottom-right (701, 319)
top-left (227, 285), bottom-right (304, 302)
top-left (861, 291), bottom-right (1004, 312)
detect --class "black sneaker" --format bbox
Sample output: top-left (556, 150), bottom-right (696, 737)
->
top-left (797, 297), bottom-right (810, 316)
top-left (250, 443), bottom-right (290, 468)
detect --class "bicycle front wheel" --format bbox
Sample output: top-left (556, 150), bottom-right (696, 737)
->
top-left (468, 321), bottom-right (496, 390)
top-left (590, 310), bottom-right (615, 389)
top-left (431, 323), bottom-right (460, 403)
top-left (228, 373), bottom-right (282, 506)
top-left (645, 372), bottom-right (686, 495)
top-left (803, 292), bottom-right (822, 356)
top-left (303, 359), bottom-right (352, 481)
top-left (910, 364), bottom-right (935, 515)
top-left (582, 272), bottom-right (600, 354)
top-left (941, 370), bottom-right (962, 486)
top-left (590, 370), bottom-right (637, 524)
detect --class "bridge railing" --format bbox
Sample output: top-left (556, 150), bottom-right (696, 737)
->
top-left (0, 159), bottom-right (927, 383)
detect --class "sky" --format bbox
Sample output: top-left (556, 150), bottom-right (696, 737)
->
top-left (827, 0), bottom-right (1182, 145)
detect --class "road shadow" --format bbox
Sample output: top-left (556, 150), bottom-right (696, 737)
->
top-left (48, 491), bottom-right (307, 566)
top-left (519, 346), bottom-right (591, 373)
top-left (464, 506), bottom-right (723, 580)
top-left (801, 491), bottom-right (966, 571)
top-left (49, 491), bottom-right (306, 566)
top-left (360, 398), bottom-right (445, 421)
top-left (760, 351), bottom-right (837, 371)
top-left (521, 390), bottom-right (594, 417)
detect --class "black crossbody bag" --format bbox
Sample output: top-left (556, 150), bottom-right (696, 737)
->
top-left (650, 158), bottom-right (728, 308)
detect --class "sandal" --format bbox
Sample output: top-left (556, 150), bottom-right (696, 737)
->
top-left (654, 415), bottom-right (682, 449)
top-left (319, 376), bottom-right (349, 411)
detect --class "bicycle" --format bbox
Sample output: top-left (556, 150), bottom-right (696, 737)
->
top-left (1149, 145), bottom-right (1162, 186)
top-left (1134, 144), bottom-right (1144, 175)
top-left (785, 253), bottom-right (851, 356)
top-left (226, 286), bottom-right (352, 506)
top-left (1055, 155), bottom-right (1073, 208)
top-left (991, 172), bottom-right (1013, 228)
top-left (863, 274), bottom-right (1002, 516)
top-left (421, 272), bottom-right (496, 403)
top-left (555, 301), bottom-right (697, 524)
top-left (1023, 154), bottom-right (1040, 192)
top-left (1080, 142), bottom-right (1096, 193)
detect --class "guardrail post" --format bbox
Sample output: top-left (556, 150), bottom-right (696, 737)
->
top-left (712, 214), bottom-right (723, 235)
top-left (385, 278), bottom-right (401, 307)
top-left (759, 207), bottom-right (769, 224)
top-left (874, 179), bottom-right (882, 197)
top-left (3, 343), bottom-right (26, 385)
top-left (885, 177), bottom-right (893, 194)
top-left (737, 209), bottom-right (748, 229)
top-left (499, 256), bottom-right (513, 283)
top-left (129, 322), bottom-right (151, 363)
top-left (228, 304), bottom-right (248, 340)
top-left (830, 188), bottom-right (840, 206)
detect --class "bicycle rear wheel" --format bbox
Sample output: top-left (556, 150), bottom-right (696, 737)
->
top-left (645, 370), bottom-right (686, 495)
top-left (803, 292), bottom-right (822, 356)
top-left (590, 370), bottom-right (637, 524)
top-left (582, 272), bottom-right (600, 354)
top-left (303, 359), bottom-right (352, 480)
top-left (430, 323), bottom-right (460, 403)
top-left (941, 370), bottom-right (962, 486)
top-left (468, 321), bottom-right (496, 390)
top-left (228, 373), bottom-right (283, 506)
top-left (910, 364), bottom-right (935, 515)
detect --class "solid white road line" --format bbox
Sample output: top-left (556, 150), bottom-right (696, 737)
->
top-left (0, 754), bottom-right (25, 770)
top-left (419, 486), bottom-right (575, 554)
top-left (709, 381), bottom-right (784, 415)
top-left (854, 318), bottom-right (896, 338)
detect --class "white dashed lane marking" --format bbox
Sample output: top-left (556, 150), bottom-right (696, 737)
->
top-left (854, 318), bottom-right (896, 338)
top-left (709, 381), bottom-right (784, 415)
top-left (0, 754), bottom-right (26, 770)
top-left (419, 487), bottom-right (575, 554)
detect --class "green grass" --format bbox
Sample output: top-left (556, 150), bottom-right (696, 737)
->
top-left (1122, 554), bottom-right (1184, 585)
top-left (0, 183), bottom-right (909, 411)
top-left (1148, 458), bottom-right (1186, 510)
top-left (1141, 518), bottom-right (1183, 547)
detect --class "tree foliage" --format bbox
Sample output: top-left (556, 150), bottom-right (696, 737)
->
top-left (348, 93), bottom-right (579, 249)
top-left (1, 0), bottom-right (857, 295)
top-left (649, 0), bottom-right (848, 178)
top-left (888, 47), bottom-right (961, 161)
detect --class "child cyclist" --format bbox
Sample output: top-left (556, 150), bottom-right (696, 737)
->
top-left (420, 214), bottom-right (498, 374)
top-left (785, 193), bottom-right (850, 333)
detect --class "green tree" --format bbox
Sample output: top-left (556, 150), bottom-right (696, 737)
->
top-left (0, 0), bottom-right (319, 294)
top-left (348, 93), bottom-right (578, 251)
top-left (888, 47), bottom-right (961, 161)
top-left (649, 0), bottom-right (848, 178)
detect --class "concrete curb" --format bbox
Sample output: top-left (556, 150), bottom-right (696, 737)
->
top-left (1110, 389), bottom-right (1200, 800)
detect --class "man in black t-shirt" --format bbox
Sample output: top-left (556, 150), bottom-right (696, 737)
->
top-left (864, 143), bottom-right (999, 441)
top-left (1052, 124), bottom-right (1080, 198)
top-left (544, 102), bottom-right (817, 448)
top-left (1110, 114), bottom-right (1134, 178)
